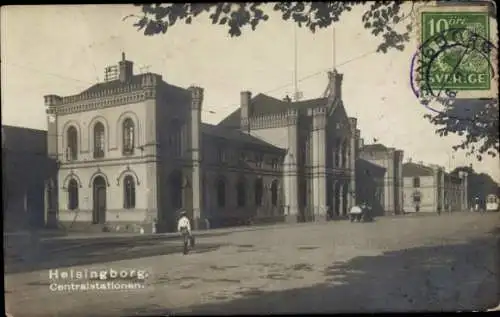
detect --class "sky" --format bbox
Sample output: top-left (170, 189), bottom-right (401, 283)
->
top-left (1, 4), bottom-right (499, 182)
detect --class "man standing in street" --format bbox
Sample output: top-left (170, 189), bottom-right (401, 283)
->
top-left (177, 210), bottom-right (195, 253)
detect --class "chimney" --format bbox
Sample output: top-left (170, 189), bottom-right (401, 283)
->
top-left (240, 91), bottom-right (252, 132)
top-left (119, 52), bottom-right (134, 83)
top-left (327, 70), bottom-right (343, 100)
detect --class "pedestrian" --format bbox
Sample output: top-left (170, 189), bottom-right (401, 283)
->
top-left (177, 210), bottom-right (195, 253)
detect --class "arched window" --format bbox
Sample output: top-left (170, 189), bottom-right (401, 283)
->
top-left (122, 118), bottom-right (135, 155)
top-left (254, 178), bottom-right (263, 206)
top-left (237, 178), bottom-right (246, 207)
top-left (123, 175), bottom-right (136, 209)
top-left (341, 140), bottom-right (348, 168)
top-left (93, 122), bottom-right (105, 158)
top-left (68, 179), bottom-right (79, 210)
top-left (271, 180), bottom-right (279, 207)
top-left (217, 178), bottom-right (226, 207)
top-left (67, 126), bottom-right (78, 161)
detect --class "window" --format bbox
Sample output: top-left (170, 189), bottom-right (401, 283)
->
top-left (335, 139), bottom-right (341, 167)
top-left (169, 119), bottom-right (182, 157)
top-left (67, 179), bottom-right (79, 210)
top-left (169, 171), bottom-right (183, 209)
top-left (217, 147), bottom-right (226, 163)
top-left (46, 180), bottom-right (55, 211)
top-left (123, 175), bottom-right (136, 209)
top-left (413, 177), bottom-right (420, 188)
top-left (254, 178), bottom-right (263, 206)
top-left (239, 151), bottom-right (247, 162)
top-left (217, 178), bottom-right (226, 207)
top-left (271, 158), bottom-right (279, 170)
top-left (237, 178), bottom-right (246, 207)
top-left (66, 126), bottom-right (78, 161)
top-left (93, 122), bottom-right (105, 158)
top-left (271, 180), bottom-right (279, 207)
top-left (341, 140), bottom-right (348, 168)
top-left (122, 118), bottom-right (135, 155)
top-left (255, 153), bottom-right (264, 167)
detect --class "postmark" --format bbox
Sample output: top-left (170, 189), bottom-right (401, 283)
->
top-left (410, 3), bottom-right (498, 119)
top-left (421, 11), bottom-right (491, 91)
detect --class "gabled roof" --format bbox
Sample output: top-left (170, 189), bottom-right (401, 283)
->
top-left (402, 162), bottom-right (434, 177)
top-left (218, 93), bottom-right (328, 128)
top-left (201, 123), bottom-right (285, 154)
top-left (357, 158), bottom-right (386, 177)
top-left (2, 125), bottom-right (47, 154)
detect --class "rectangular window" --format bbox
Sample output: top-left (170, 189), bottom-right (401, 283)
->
top-left (413, 177), bottom-right (420, 188)
top-left (271, 158), bottom-right (279, 170)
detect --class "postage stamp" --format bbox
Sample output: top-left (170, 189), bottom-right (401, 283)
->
top-left (412, 3), bottom-right (498, 101)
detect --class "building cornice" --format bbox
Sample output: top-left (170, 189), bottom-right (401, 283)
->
top-left (45, 75), bottom-right (160, 115)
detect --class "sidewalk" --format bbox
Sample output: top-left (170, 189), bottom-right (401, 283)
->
top-left (13, 221), bottom-right (309, 245)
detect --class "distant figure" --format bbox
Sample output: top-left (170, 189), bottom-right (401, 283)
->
top-left (474, 197), bottom-right (480, 212)
top-left (349, 204), bottom-right (363, 222)
top-left (283, 95), bottom-right (292, 102)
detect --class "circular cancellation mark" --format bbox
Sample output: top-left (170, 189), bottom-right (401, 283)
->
top-left (410, 26), bottom-right (497, 122)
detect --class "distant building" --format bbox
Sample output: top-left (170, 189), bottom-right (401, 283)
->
top-left (45, 54), bottom-right (361, 233)
top-left (357, 143), bottom-right (404, 215)
top-left (402, 161), bottom-right (468, 213)
top-left (2, 125), bottom-right (57, 231)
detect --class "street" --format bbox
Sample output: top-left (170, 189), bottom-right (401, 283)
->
top-left (5, 212), bottom-right (500, 315)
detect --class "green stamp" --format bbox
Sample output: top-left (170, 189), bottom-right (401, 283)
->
top-left (420, 11), bottom-right (491, 91)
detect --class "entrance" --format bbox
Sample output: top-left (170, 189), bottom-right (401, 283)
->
top-left (92, 176), bottom-right (107, 224)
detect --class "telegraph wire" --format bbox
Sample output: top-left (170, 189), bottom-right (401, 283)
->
top-left (3, 44), bottom-right (380, 115)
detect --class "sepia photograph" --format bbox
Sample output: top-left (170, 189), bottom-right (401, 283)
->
top-left (2, 2), bottom-right (499, 315)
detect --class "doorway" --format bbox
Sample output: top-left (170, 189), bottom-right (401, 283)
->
top-left (92, 176), bottom-right (107, 224)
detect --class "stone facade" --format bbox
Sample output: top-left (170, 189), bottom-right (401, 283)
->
top-left (402, 161), bottom-right (468, 213)
top-left (357, 143), bottom-right (404, 215)
top-left (219, 69), bottom-right (359, 222)
top-left (45, 54), bottom-right (286, 233)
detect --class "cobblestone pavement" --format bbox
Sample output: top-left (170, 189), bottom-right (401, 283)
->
top-left (5, 212), bottom-right (500, 316)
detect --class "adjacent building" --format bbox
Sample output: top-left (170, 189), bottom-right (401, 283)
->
top-left (402, 160), bottom-right (468, 213)
top-left (218, 70), bottom-right (359, 222)
top-left (2, 125), bottom-right (57, 231)
top-left (356, 143), bottom-right (404, 215)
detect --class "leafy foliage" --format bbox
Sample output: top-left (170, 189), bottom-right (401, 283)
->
top-left (423, 99), bottom-right (499, 161)
top-left (450, 165), bottom-right (499, 205)
top-left (126, 2), bottom-right (415, 53)
top-left (126, 2), bottom-right (497, 159)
